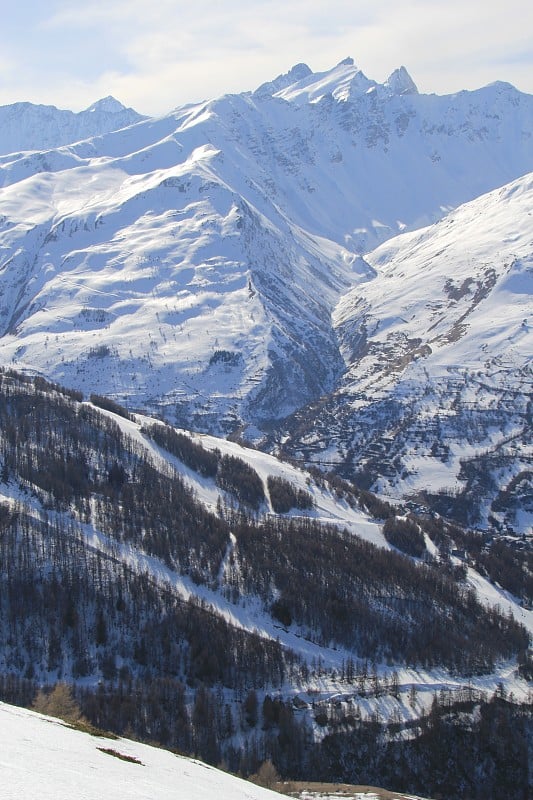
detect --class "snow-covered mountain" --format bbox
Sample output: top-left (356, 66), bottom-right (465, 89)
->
top-left (0, 58), bottom-right (531, 528)
top-left (280, 173), bottom-right (532, 533)
top-left (0, 97), bottom-right (144, 156)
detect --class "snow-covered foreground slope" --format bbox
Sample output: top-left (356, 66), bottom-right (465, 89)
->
top-left (0, 59), bottom-right (531, 430)
top-left (0, 702), bottom-right (282, 800)
top-left (281, 173), bottom-right (533, 533)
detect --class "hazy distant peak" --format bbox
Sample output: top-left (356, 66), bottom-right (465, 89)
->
top-left (384, 66), bottom-right (419, 95)
top-left (0, 96), bottom-right (144, 155)
top-left (287, 63), bottom-right (313, 81)
top-left (254, 62), bottom-right (313, 97)
top-left (85, 96), bottom-right (129, 114)
top-left (483, 80), bottom-right (518, 92)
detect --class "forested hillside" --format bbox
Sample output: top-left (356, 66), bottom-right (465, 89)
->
top-left (0, 368), bottom-right (530, 797)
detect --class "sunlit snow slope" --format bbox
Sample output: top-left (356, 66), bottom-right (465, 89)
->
top-left (0, 702), bottom-right (282, 800)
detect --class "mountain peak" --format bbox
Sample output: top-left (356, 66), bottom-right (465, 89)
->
top-left (286, 62), bottom-right (313, 81)
top-left (384, 66), bottom-right (419, 95)
top-left (254, 63), bottom-right (312, 97)
top-left (85, 96), bottom-right (129, 114)
top-left (265, 58), bottom-right (375, 104)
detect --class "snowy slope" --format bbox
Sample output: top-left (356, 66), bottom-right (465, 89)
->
top-left (0, 149), bottom-right (354, 429)
top-left (336, 172), bottom-right (532, 393)
top-left (0, 97), bottom-right (144, 156)
top-left (0, 702), bottom-right (283, 800)
top-left (282, 173), bottom-right (533, 533)
top-left (0, 59), bottom-right (531, 431)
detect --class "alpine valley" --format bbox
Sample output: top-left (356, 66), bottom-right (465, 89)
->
top-left (0, 58), bottom-right (532, 799)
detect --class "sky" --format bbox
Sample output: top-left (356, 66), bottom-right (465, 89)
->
top-left (1, 0), bottom-right (532, 116)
